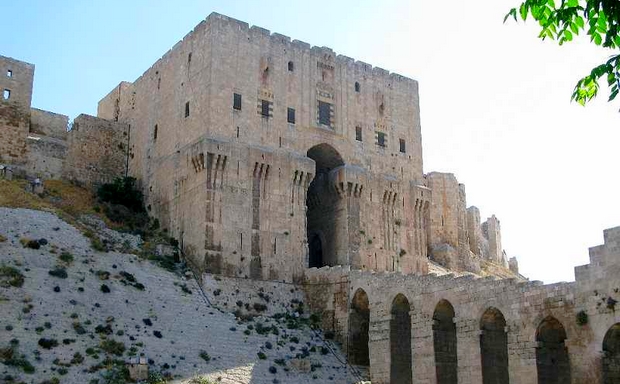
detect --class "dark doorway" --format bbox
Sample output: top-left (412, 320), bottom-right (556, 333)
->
top-left (603, 323), bottom-right (620, 384)
top-left (349, 288), bottom-right (370, 366)
top-left (309, 234), bottom-right (323, 268)
top-left (480, 307), bottom-right (509, 384)
top-left (390, 293), bottom-right (412, 384)
top-left (306, 143), bottom-right (344, 268)
top-left (433, 299), bottom-right (457, 384)
top-left (535, 316), bottom-right (570, 384)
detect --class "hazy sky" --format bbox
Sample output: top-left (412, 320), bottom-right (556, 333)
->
top-left (1, 1), bottom-right (618, 283)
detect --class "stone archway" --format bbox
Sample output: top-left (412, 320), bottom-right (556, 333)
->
top-left (306, 143), bottom-right (344, 268)
top-left (349, 288), bottom-right (370, 366)
top-left (390, 293), bottom-right (412, 384)
top-left (603, 323), bottom-right (620, 384)
top-left (433, 299), bottom-right (457, 384)
top-left (480, 307), bottom-right (509, 384)
top-left (535, 316), bottom-right (570, 384)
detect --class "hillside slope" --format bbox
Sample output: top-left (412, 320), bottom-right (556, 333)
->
top-left (0, 208), bottom-right (361, 384)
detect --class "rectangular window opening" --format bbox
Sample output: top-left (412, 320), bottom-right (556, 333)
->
top-left (287, 107), bottom-right (295, 124)
top-left (3, 89), bottom-right (10, 100)
top-left (233, 93), bottom-right (242, 110)
top-left (377, 131), bottom-right (386, 148)
top-left (355, 126), bottom-right (362, 141)
top-left (318, 101), bottom-right (331, 127)
top-left (236, 126), bottom-right (240, 138)
top-left (261, 100), bottom-right (270, 117)
top-left (399, 139), bottom-right (406, 153)
top-left (154, 124), bottom-right (158, 141)
top-left (185, 101), bottom-right (190, 118)
top-left (6, 70), bottom-right (12, 78)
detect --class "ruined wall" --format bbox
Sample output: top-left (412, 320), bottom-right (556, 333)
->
top-left (25, 136), bottom-right (67, 179)
top-left (303, 224), bottom-right (620, 384)
top-left (23, 108), bottom-right (69, 179)
top-left (0, 102), bottom-right (29, 165)
top-left (98, 12), bottom-right (428, 281)
top-left (0, 55), bottom-right (34, 165)
top-left (29, 108), bottom-right (68, 140)
top-left (482, 215), bottom-right (503, 265)
top-left (63, 114), bottom-right (129, 187)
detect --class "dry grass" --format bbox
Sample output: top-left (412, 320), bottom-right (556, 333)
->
top-left (0, 180), bottom-right (54, 211)
top-left (43, 180), bottom-right (98, 217)
top-left (0, 179), bottom-right (111, 226)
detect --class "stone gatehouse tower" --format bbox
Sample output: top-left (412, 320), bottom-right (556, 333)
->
top-left (98, 13), bottom-right (431, 281)
top-left (92, 12), bottom-right (516, 282)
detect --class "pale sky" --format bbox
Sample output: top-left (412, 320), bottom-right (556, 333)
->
top-left (1, 0), bottom-right (618, 283)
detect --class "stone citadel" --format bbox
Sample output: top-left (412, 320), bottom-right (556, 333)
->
top-left (2, 12), bottom-right (620, 384)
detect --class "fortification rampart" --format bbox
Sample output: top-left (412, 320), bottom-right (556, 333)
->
top-left (62, 114), bottom-right (129, 187)
top-left (302, 225), bottom-right (620, 383)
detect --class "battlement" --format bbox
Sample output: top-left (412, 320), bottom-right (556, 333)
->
top-left (129, 12), bottom-right (417, 91)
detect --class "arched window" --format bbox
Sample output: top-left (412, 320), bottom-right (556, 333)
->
top-left (355, 81), bottom-right (361, 92)
top-left (433, 300), bottom-right (457, 384)
top-left (480, 307), bottom-right (509, 384)
top-left (536, 316), bottom-right (570, 384)
top-left (288, 61), bottom-right (294, 72)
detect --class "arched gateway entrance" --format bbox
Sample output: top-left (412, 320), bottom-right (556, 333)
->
top-left (306, 143), bottom-right (344, 268)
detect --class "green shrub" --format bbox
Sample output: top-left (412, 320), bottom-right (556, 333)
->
top-left (199, 350), bottom-right (211, 362)
top-left (38, 338), bottom-right (59, 349)
top-left (91, 237), bottom-right (106, 252)
top-left (48, 268), bottom-right (68, 279)
top-left (0, 265), bottom-right (25, 287)
top-left (59, 252), bottom-right (74, 264)
top-left (100, 339), bottom-right (125, 356)
top-left (97, 177), bottom-right (144, 212)
top-left (257, 352), bottom-right (267, 360)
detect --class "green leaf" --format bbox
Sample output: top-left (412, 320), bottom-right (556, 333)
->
top-left (570, 22), bottom-right (579, 34)
top-left (609, 88), bottom-right (618, 102)
top-left (575, 16), bottom-right (584, 29)
top-left (567, 0), bottom-right (578, 7)
top-left (520, 3), bottom-right (529, 20)
top-left (593, 33), bottom-right (603, 45)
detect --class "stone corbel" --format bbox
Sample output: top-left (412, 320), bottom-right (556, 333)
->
top-left (328, 165), bottom-right (367, 198)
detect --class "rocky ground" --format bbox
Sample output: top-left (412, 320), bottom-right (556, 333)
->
top-left (0, 208), bottom-right (364, 384)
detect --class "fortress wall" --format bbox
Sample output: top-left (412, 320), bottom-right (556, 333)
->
top-left (29, 108), bottom-right (68, 140)
top-left (62, 114), bottom-right (129, 187)
top-left (23, 108), bottom-right (69, 179)
top-left (0, 55), bottom-right (34, 165)
top-left (24, 135), bottom-right (67, 179)
top-left (0, 101), bottom-right (29, 165)
top-left (303, 226), bottom-right (620, 383)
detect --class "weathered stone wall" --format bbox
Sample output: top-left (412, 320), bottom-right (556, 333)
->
top-left (98, 12), bottom-right (429, 281)
top-left (24, 135), bottom-right (67, 179)
top-left (302, 224), bottom-right (620, 384)
top-left (63, 114), bottom-right (129, 187)
top-left (23, 108), bottom-right (69, 178)
top-left (0, 55), bottom-right (34, 165)
top-left (29, 108), bottom-right (68, 140)
top-left (482, 215), bottom-right (504, 265)
top-left (0, 55), bottom-right (34, 108)
top-left (0, 101), bottom-right (29, 165)
top-left (426, 171), bottom-right (514, 274)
